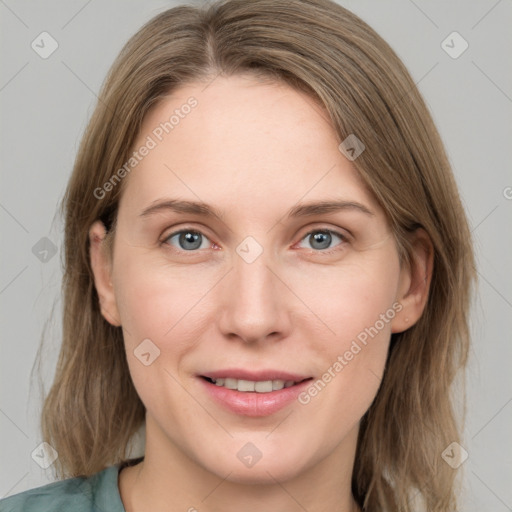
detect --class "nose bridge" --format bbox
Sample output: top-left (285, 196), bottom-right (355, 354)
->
top-left (218, 237), bottom-right (288, 343)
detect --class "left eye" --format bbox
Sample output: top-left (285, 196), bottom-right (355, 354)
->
top-left (163, 228), bottom-right (346, 253)
top-left (297, 229), bottom-right (346, 252)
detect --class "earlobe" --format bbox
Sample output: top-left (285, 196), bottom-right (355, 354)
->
top-left (89, 220), bottom-right (121, 327)
top-left (391, 228), bottom-right (433, 333)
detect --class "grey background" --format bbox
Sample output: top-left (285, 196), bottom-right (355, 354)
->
top-left (1, 0), bottom-right (511, 509)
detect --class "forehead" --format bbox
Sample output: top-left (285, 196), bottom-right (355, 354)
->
top-left (119, 75), bottom-right (379, 219)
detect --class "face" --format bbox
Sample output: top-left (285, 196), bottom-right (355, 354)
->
top-left (90, 74), bottom-right (423, 484)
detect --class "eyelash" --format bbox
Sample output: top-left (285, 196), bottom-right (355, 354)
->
top-left (161, 226), bottom-right (349, 256)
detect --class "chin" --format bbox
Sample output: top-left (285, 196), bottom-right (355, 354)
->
top-left (217, 463), bottom-right (304, 486)
top-left (198, 442), bottom-right (312, 485)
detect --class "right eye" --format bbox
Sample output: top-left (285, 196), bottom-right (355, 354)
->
top-left (163, 229), bottom-right (213, 252)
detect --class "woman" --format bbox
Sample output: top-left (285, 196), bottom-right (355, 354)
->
top-left (1, 0), bottom-right (475, 510)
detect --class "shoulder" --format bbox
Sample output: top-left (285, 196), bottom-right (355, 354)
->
top-left (0, 464), bottom-right (125, 512)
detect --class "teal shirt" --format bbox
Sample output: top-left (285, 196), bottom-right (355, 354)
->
top-left (0, 458), bottom-right (143, 511)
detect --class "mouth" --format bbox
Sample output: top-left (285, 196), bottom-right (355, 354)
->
top-left (198, 370), bottom-right (314, 417)
top-left (200, 376), bottom-right (310, 393)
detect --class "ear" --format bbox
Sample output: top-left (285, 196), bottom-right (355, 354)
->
top-left (391, 228), bottom-right (433, 333)
top-left (89, 220), bottom-right (121, 327)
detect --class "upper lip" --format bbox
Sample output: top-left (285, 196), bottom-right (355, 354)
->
top-left (200, 368), bottom-right (311, 382)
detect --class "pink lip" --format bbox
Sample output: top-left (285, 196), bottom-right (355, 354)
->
top-left (198, 370), bottom-right (313, 417)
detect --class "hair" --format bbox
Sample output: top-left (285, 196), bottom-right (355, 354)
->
top-left (39, 0), bottom-right (476, 510)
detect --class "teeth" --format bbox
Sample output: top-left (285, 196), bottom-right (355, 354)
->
top-left (238, 379), bottom-right (255, 392)
top-left (224, 378), bottom-right (238, 390)
top-left (272, 379), bottom-right (285, 390)
top-left (254, 380), bottom-right (272, 392)
top-left (209, 377), bottom-right (299, 393)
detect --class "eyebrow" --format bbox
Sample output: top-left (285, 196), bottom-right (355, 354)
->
top-left (139, 198), bottom-right (374, 220)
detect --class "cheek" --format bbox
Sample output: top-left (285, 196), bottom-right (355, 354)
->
top-left (111, 253), bottom-right (220, 409)
top-left (113, 260), bottom-right (203, 419)
top-left (292, 253), bottom-right (400, 413)
top-left (113, 250), bottom-right (210, 343)
top-left (293, 252), bottom-right (400, 346)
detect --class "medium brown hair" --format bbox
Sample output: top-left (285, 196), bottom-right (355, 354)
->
top-left (39, 1), bottom-right (475, 510)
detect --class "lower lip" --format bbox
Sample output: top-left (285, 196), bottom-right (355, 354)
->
top-left (199, 377), bottom-right (312, 417)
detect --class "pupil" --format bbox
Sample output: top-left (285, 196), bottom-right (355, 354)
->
top-left (312, 232), bottom-right (331, 250)
top-left (180, 232), bottom-right (201, 250)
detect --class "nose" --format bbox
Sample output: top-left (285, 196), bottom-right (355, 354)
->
top-left (217, 244), bottom-right (292, 345)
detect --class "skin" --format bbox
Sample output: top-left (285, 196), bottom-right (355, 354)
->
top-left (89, 74), bottom-right (433, 512)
